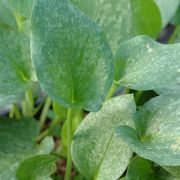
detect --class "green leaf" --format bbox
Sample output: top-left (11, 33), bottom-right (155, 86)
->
top-left (171, 6), bottom-right (180, 25)
top-left (163, 166), bottom-right (180, 178)
top-left (126, 156), bottom-right (179, 180)
top-left (0, 26), bottom-right (35, 107)
top-left (3, 0), bottom-right (35, 18)
top-left (72, 95), bottom-right (136, 180)
top-left (114, 35), bottom-right (180, 93)
top-left (126, 156), bottom-right (156, 180)
top-left (0, 118), bottom-right (54, 180)
top-left (31, 0), bottom-right (113, 112)
top-left (59, 109), bottom-right (82, 157)
top-left (71, 0), bottom-right (162, 53)
top-left (16, 155), bottom-right (58, 180)
top-left (0, 1), bottom-right (17, 28)
top-left (117, 95), bottom-right (180, 166)
top-left (155, 0), bottom-right (180, 27)
top-left (53, 101), bottom-right (67, 120)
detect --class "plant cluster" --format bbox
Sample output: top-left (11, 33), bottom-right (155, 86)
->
top-left (0, 0), bottom-right (180, 179)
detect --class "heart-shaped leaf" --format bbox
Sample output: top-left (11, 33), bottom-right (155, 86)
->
top-left (155, 0), bottom-right (180, 27)
top-left (16, 155), bottom-right (58, 180)
top-left (0, 118), bottom-right (54, 179)
top-left (31, 0), bottom-right (113, 111)
top-left (114, 35), bottom-right (180, 93)
top-left (117, 95), bottom-right (180, 166)
top-left (72, 95), bottom-right (136, 180)
top-left (71, 0), bottom-right (162, 53)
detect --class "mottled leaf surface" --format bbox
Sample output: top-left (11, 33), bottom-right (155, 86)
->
top-left (155, 0), bottom-right (180, 26)
top-left (72, 0), bottom-right (162, 53)
top-left (72, 95), bottom-right (136, 180)
top-left (117, 95), bottom-right (180, 166)
top-left (0, 118), bottom-right (54, 180)
top-left (114, 36), bottom-right (180, 93)
top-left (16, 155), bottom-right (58, 180)
top-left (0, 27), bottom-right (35, 106)
top-left (31, 0), bottom-right (113, 111)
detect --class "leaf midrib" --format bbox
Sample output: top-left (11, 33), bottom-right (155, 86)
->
top-left (94, 133), bottom-right (114, 180)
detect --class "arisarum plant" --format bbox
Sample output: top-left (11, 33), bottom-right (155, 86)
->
top-left (0, 0), bottom-right (180, 179)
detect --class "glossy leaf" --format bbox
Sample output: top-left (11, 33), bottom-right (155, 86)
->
top-left (72, 95), bottom-right (136, 180)
top-left (0, 27), bottom-right (35, 107)
top-left (117, 95), bottom-right (180, 166)
top-left (155, 0), bottom-right (180, 27)
top-left (3, 0), bottom-right (35, 18)
top-left (72, 0), bottom-right (162, 53)
top-left (114, 35), bottom-right (180, 93)
top-left (31, 0), bottom-right (113, 111)
top-left (0, 118), bottom-right (54, 179)
top-left (16, 155), bottom-right (58, 180)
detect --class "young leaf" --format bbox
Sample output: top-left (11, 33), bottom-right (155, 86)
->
top-left (3, 0), bottom-right (35, 18)
top-left (0, 118), bottom-right (54, 179)
top-left (16, 155), bottom-right (58, 180)
top-left (117, 95), bottom-right (180, 166)
top-left (114, 35), bottom-right (180, 93)
top-left (72, 95), bottom-right (136, 180)
top-left (155, 0), bottom-right (180, 27)
top-left (71, 0), bottom-right (162, 53)
top-left (31, 0), bottom-right (114, 112)
top-left (0, 27), bottom-right (35, 107)
top-left (127, 156), bottom-right (179, 180)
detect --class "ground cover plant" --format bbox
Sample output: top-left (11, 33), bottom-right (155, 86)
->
top-left (0, 0), bottom-right (180, 179)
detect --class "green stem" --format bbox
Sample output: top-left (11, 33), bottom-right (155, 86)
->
top-left (106, 80), bottom-right (119, 100)
top-left (65, 108), bottom-right (73, 180)
top-left (135, 91), bottom-right (143, 104)
top-left (13, 104), bottom-right (21, 119)
top-left (9, 105), bottom-right (15, 118)
top-left (123, 88), bottom-right (130, 94)
top-left (9, 104), bottom-right (21, 119)
top-left (37, 116), bottom-right (61, 141)
top-left (168, 25), bottom-right (180, 44)
top-left (39, 97), bottom-right (52, 128)
top-left (14, 13), bottom-right (25, 32)
top-left (22, 89), bottom-right (34, 117)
